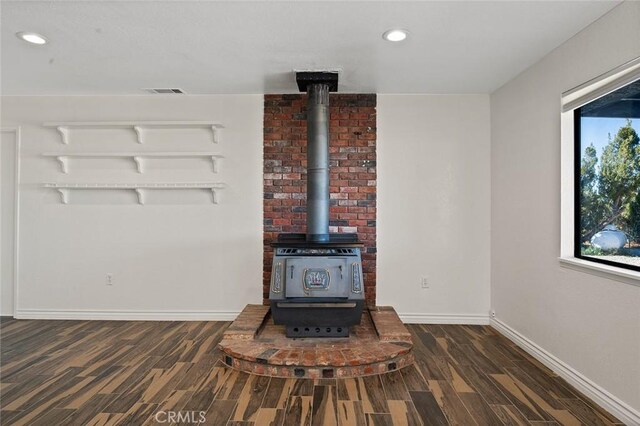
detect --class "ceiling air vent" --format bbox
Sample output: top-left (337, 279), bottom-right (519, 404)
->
top-left (143, 88), bottom-right (185, 94)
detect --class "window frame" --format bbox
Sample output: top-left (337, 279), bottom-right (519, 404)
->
top-left (559, 56), bottom-right (640, 285)
top-left (572, 106), bottom-right (640, 273)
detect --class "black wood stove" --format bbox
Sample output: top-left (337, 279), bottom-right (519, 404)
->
top-left (269, 72), bottom-right (365, 337)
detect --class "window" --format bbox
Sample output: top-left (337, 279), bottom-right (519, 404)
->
top-left (574, 78), bottom-right (640, 272)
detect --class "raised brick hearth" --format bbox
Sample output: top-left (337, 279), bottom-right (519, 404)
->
top-left (263, 94), bottom-right (377, 305)
top-left (218, 305), bottom-right (414, 379)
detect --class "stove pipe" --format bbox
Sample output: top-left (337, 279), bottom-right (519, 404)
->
top-left (305, 83), bottom-right (330, 242)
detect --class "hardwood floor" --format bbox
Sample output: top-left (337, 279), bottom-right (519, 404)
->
top-left (0, 318), bottom-right (622, 425)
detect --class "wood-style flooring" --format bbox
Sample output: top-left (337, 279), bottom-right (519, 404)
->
top-left (0, 317), bottom-right (622, 425)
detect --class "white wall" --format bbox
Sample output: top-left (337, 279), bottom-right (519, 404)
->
top-left (3, 94), bottom-right (493, 322)
top-left (491, 1), bottom-right (640, 419)
top-left (0, 129), bottom-right (18, 315)
top-left (377, 95), bottom-right (491, 322)
top-left (1, 95), bottom-right (263, 319)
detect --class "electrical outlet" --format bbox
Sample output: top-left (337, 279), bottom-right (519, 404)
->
top-left (421, 277), bottom-right (429, 289)
top-left (106, 273), bottom-right (114, 286)
top-left (491, 310), bottom-right (496, 318)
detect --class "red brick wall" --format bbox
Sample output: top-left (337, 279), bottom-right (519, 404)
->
top-left (263, 94), bottom-right (377, 305)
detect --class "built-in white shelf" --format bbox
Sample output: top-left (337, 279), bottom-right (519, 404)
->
top-left (42, 152), bottom-right (224, 174)
top-left (43, 182), bottom-right (225, 205)
top-left (43, 121), bottom-right (223, 144)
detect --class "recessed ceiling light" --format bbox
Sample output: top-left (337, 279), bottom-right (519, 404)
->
top-left (16, 32), bottom-right (48, 45)
top-left (382, 29), bottom-right (408, 42)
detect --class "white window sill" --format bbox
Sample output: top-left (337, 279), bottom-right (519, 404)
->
top-left (559, 257), bottom-right (640, 287)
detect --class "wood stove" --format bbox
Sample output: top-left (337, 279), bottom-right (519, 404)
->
top-left (269, 72), bottom-right (365, 337)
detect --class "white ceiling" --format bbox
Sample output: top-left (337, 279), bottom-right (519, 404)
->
top-left (1, 1), bottom-right (620, 95)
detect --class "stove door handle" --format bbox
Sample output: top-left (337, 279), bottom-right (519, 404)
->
top-left (277, 302), bottom-right (357, 309)
top-left (290, 265), bottom-right (294, 279)
top-left (339, 265), bottom-right (343, 279)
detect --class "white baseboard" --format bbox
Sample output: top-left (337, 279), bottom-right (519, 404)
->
top-left (14, 310), bottom-right (491, 324)
top-left (14, 309), bottom-right (240, 321)
top-left (491, 317), bottom-right (640, 426)
top-left (399, 313), bottom-right (490, 325)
